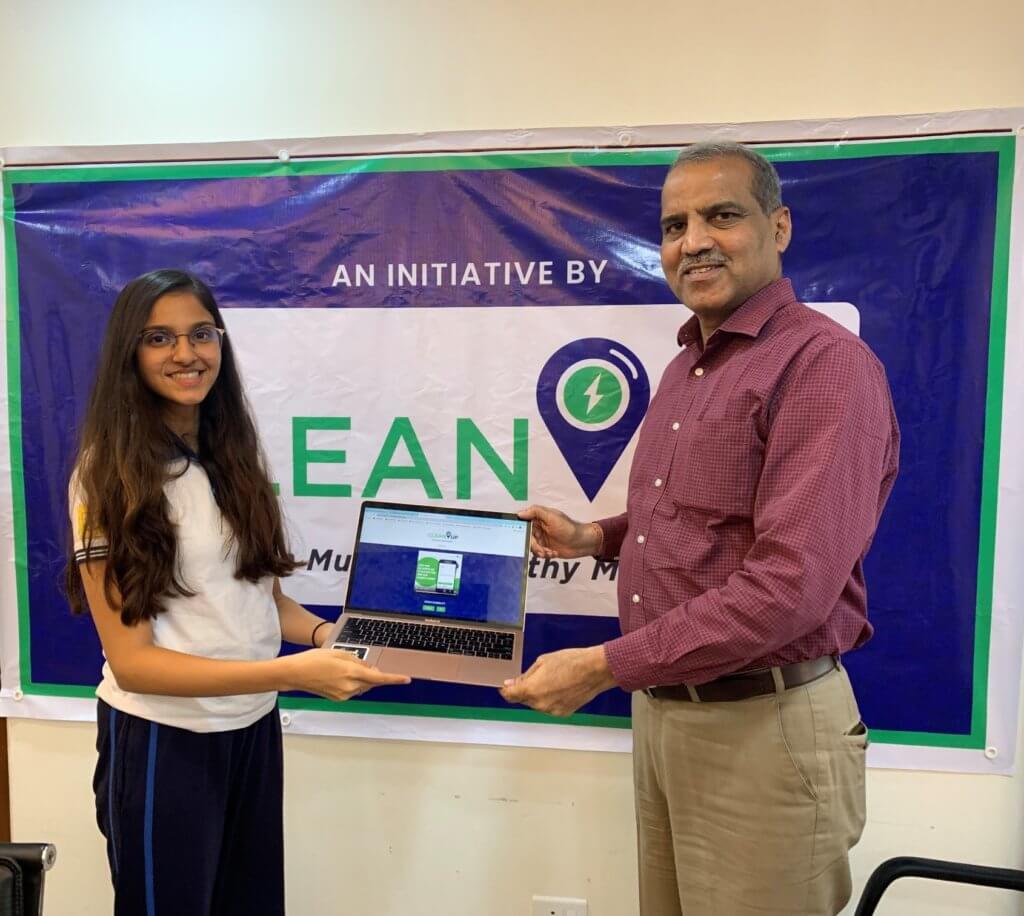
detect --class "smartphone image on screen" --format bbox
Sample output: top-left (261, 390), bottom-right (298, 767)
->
top-left (435, 558), bottom-right (459, 595)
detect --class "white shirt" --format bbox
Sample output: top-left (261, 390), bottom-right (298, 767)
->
top-left (71, 458), bottom-right (281, 732)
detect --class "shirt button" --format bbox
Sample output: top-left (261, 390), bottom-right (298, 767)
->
top-left (694, 367), bottom-right (705, 377)
top-left (637, 534), bottom-right (645, 544)
top-left (671, 422), bottom-right (680, 431)
top-left (654, 478), bottom-right (662, 488)
top-left (631, 594), bottom-right (640, 604)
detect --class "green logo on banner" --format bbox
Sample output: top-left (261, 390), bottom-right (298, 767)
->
top-left (561, 366), bottom-right (623, 425)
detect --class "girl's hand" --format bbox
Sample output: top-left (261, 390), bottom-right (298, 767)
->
top-left (284, 648), bottom-right (411, 701)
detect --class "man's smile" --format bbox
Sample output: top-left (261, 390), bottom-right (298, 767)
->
top-left (680, 260), bottom-right (726, 281)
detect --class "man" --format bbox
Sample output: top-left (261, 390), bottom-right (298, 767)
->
top-left (501, 142), bottom-right (899, 915)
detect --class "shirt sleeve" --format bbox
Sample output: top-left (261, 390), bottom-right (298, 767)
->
top-left (604, 337), bottom-right (899, 690)
top-left (69, 470), bottom-right (109, 564)
top-left (594, 512), bottom-right (628, 558)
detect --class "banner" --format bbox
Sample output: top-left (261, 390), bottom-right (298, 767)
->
top-left (2, 114), bottom-right (1021, 771)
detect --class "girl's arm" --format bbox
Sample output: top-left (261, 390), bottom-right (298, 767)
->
top-left (82, 560), bottom-right (409, 701)
top-left (273, 578), bottom-right (334, 647)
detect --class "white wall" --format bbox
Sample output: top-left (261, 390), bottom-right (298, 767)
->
top-left (4, 1), bottom-right (1024, 914)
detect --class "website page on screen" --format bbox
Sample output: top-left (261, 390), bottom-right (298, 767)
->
top-left (347, 507), bottom-right (529, 625)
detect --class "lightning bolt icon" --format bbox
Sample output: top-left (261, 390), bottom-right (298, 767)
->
top-left (583, 374), bottom-right (605, 415)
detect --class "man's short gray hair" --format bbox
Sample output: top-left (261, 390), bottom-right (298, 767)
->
top-left (672, 142), bottom-right (783, 215)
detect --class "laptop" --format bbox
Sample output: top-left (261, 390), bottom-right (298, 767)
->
top-left (323, 501), bottom-right (531, 687)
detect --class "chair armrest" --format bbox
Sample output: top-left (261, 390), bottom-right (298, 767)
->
top-left (855, 856), bottom-right (1024, 916)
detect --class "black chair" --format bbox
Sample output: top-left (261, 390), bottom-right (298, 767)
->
top-left (0, 844), bottom-right (56, 916)
top-left (854, 856), bottom-right (1024, 915)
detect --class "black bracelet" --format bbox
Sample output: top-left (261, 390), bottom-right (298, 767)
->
top-left (311, 619), bottom-right (330, 647)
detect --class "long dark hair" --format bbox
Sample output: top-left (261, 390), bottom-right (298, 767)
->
top-left (66, 269), bottom-right (297, 625)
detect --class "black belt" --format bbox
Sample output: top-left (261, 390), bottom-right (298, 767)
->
top-left (643, 656), bottom-right (838, 703)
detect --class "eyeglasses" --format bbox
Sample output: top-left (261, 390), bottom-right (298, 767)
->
top-left (138, 324), bottom-right (226, 350)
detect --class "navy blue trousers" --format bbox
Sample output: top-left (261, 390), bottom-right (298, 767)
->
top-left (94, 699), bottom-right (285, 916)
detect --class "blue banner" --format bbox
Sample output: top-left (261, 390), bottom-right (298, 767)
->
top-left (2, 137), bottom-right (1013, 749)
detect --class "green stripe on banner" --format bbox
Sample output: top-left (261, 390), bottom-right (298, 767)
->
top-left (2, 134), bottom-right (1013, 185)
top-left (868, 729), bottom-right (986, 750)
top-left (14, 683), bottom-right (96, 699)
top-left (278, 694), bottom-right (631, 729)
top-left (761, 134), bottom-right (1014, 162)
top-left (964, 131), bottom-right (1016, 749)
top-left (2, 170), bottom-right (33, 687)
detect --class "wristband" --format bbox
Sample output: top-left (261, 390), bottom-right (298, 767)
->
top-left (311, 619), bottom-right (330, 647)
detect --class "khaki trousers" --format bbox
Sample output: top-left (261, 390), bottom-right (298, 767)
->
top-left (632, 664), bottom-right (867, 916)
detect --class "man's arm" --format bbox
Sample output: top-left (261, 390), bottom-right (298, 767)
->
top-left (503, 337), bottom-right (898, 715)
top-left (500, 507), bottom-right (624, 715)
top-left (605, 337), bottom-right (899, 691)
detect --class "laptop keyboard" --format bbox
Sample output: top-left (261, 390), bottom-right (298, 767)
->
top-left (338, 617), bottom-right (515, 660)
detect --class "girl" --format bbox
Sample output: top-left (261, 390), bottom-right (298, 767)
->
top-left (66, 269), bottom-right (408, 916)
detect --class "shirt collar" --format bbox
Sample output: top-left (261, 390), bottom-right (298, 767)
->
top-left (676, 277), bottom-right (797, 347)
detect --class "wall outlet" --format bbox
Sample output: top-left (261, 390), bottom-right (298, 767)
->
top-left (531, 896), bottom-right (588, 916)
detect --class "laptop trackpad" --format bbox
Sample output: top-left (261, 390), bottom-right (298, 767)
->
top-left (377, 648), bottom-right (462, 681)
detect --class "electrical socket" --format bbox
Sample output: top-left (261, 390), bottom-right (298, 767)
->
top-left (531, 896), bottom-right (588, 916)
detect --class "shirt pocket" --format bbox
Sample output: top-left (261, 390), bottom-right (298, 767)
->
top-left (663, 417), bottom-right (763, 518)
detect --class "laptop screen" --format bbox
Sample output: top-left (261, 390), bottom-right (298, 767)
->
top-left (344, 503), bottom-right (530, 627)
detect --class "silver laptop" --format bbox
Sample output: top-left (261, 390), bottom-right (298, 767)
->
top-left (323, 501), bottom-right (531, 687)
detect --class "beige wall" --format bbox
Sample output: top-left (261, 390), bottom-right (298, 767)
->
top-left (3, 1), bottom-right (1024, 914)
top-left (3, 0), bottom-right (1024, 147)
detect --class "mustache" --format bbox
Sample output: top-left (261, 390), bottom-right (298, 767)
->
top-left (677, 256), bottom-right (727, 277)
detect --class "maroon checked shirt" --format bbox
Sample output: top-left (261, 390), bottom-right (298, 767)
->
top-left (597, 278), bottom-right (900, 692)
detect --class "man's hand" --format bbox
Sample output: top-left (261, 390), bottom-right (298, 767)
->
top-left (500, 645), bottom-right (617, 717)
top-left (519, 505), bottom-right (603, 559)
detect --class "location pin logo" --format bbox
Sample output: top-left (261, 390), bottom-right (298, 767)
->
top-left (537, 338), bottom-right (650, 500)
